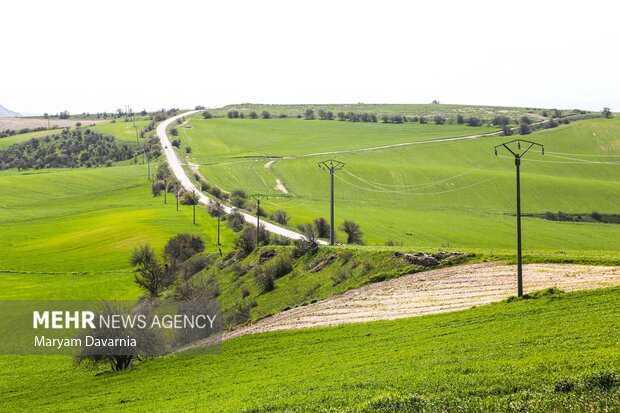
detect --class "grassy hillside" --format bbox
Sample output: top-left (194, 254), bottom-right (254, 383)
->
top-left (2, 287), bottom-right (619, 411)
top-left (207, 103), bottom-right (557, 120)
top-left (91, 119), bottom-right (153, 142)
top-left (0, 165), bottom-right (235, 300)
top-left (176, 116), bottom-right (620, 261)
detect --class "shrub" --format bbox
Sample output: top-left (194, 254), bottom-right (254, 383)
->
top-left (466, 117), bottom-right (482, 126)
top-left (267, 253), bottom-right (294, 279)
top-left (339, 219), bottom-right (364, 244)
top-left (185, 146), bottom-right (192, 153)
top-left (224, 300), bottom-right (256, 327)
top-left (519, 123), bottom-right (531, 135)
top-left (253, 267), bottom-right (275, 293)
top-left (502, 125), bottom-right (513, 136)
top-left (433, 115), bottom-right (445, 125)
top-left (228, 210), bottom-right (246, 232)
top-left (419, 116), bottom-right (428, 124)
top-left (261, 111), bottom-right (271, 119)
top-left (314, 217), bottom-right (330, 238)
top-left (164, 233), bottom-right (205, 266)
top-left (582, 370), bottom-right (619, 391)
top-left (271, 209), bottom-right (290, 225)
top-left (202, 111), bottom-right (213, 119)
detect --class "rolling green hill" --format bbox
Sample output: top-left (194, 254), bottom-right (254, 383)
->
top-left (0, 164), bottom-right (234, 300)
top-left (176, 115), bottom-right (620, 261)
top-left (1, 287), bottom-right (619, 412)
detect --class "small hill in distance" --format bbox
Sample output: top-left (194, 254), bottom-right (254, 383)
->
top-left (0, 104), bottom-right (20, 118)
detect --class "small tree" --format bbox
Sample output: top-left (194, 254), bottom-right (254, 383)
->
top-left (502, 125), bottom-right (514, 136)
top-left (249, 111), bottom-right (258, 119)
top-left (339, 219), bottom-right (364, 244)
top-left (271, 209), bottom-right (290, 225)
top-left (170, 127), bottom-right (179, 136)
top-left (602, 107), bottom-right (613, 118)
top-left (228, 210), bottom-right (246, 232)
top-left (313, 217), bottom-right (330, 238)
top-left (519, 123), bottom-right (531, 135)
top-left (466, 117), bottom-right (482, 127)
top-left (433, 115), bottom-right (445, 125)
top-left (181, 190), bottom-right (201, 224)
top-left (304, 109), bottom-right (315, 120)
top-left (456, 114), bottom-right (465, 124)
top-left (261, 111), bottom-right (271, 119)
top-left (131, 244), bottom-right (165, 298)
top-left (202, 111), bottom-right (213, 119)
top-left (164, 233), bottom-right (205, 267)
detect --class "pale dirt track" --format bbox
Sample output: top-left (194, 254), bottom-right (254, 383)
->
top-left (0, 118), bottom-right (99, 130)
top-left (209, 263), bottom-right (620, 344)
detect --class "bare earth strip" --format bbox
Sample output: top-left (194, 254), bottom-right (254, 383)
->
top-left (206, 263), bottom-right (620, 344)
top-left (0, 118), bottom-right (99, 130)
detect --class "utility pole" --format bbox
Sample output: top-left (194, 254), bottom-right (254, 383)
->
top-left (495, 139), bottom-right (544, 297)
top-left (318, 160), bottom-right (345, 246)
top-left (251, 194), bottom-right (269, 247)
top-left (213, 200), bottom-right (223, 246)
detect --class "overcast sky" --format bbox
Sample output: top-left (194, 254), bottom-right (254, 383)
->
top-left (2, 0), bottom-right (619, 114)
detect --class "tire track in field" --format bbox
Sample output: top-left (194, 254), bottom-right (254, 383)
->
top-left (192, 263), bottom-right (620, 347)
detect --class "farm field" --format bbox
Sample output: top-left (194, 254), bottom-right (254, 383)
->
top-left (1, 287), bottom-right (619, 412)
top-left (91, 118), bottom-right (154, 142)
top-left (178, 115), bottom-right (620, 262)
top-left (208, 103), bottom-right (555, 120)
top-left (0, 164), bottom-right (235, 300)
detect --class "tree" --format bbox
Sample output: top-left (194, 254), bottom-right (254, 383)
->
top-left (164, 233), bottom-right (205, 266)
top-left (249, 111), bottom-right (258, 119)
top-left (202, 111), bottom-right (213, 119)
top-left (433, 115), bottom-right (445, 125)
top-left (261, 111), bottom-right (271, 119)
top-left (170, 128), bottom-right (178, 136)
top-left (337, 111), bottom-right (346, 121)
top-left (75, 301), bottom-right (161, 371)
top-left (131, 244), bottom-right (165, 298)
top-left (602, 107), bottom-right (613, 118)
top-left (502, 125), bottom-right (514, 136)
top-left (467, 117), bottom-right (482, 127)
top-left (181, 190), bottom-right (201, 224)
top-left (456, 114), bottom-right (465, 124)
top-left (271, 210), bottom-right (290, 225)
top-left (339, 219), bottom-right (364, 244)
top-left (520, 116), bottom-right (533, 125)
top-left (228, 210), bottom-right (245, 232)
top-left (304, 109), bottom-right (315, 120)
top-left (313, 217), bottom-right (330, 238)
top-left (294, 223), bottom-right (320, 256)
top-left (519, 123), bottom-right (531, 135)
top-left (492, 116), bottom-right (511, 126)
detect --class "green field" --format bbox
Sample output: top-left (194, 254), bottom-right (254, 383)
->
top-left (177, 115), bottom-right (620, 262)
top-left (208, 103), bottom-right (555, 120)
top-left (0, 164), bottom-right (234, 300)
top-left (1, 287), bottom-right (619, 411)
top-left (91, 119), bottom-right (154, 142)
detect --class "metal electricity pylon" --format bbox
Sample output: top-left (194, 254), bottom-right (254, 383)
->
top-left (251, 194), bottom-right (269, 247)
top-left (495, 139), bottom-right (544, 297)
top-left (318, 159), bottom-right (345, 246)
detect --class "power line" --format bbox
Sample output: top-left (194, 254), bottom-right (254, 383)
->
top-left (494, 139), bottom-right (544, 298)
top-left (496, 154), bottom-right (620, 165)
top-left (334, 172), bottom-right (500, 195)
top-left (341, 161), bottom-right (494, 191)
